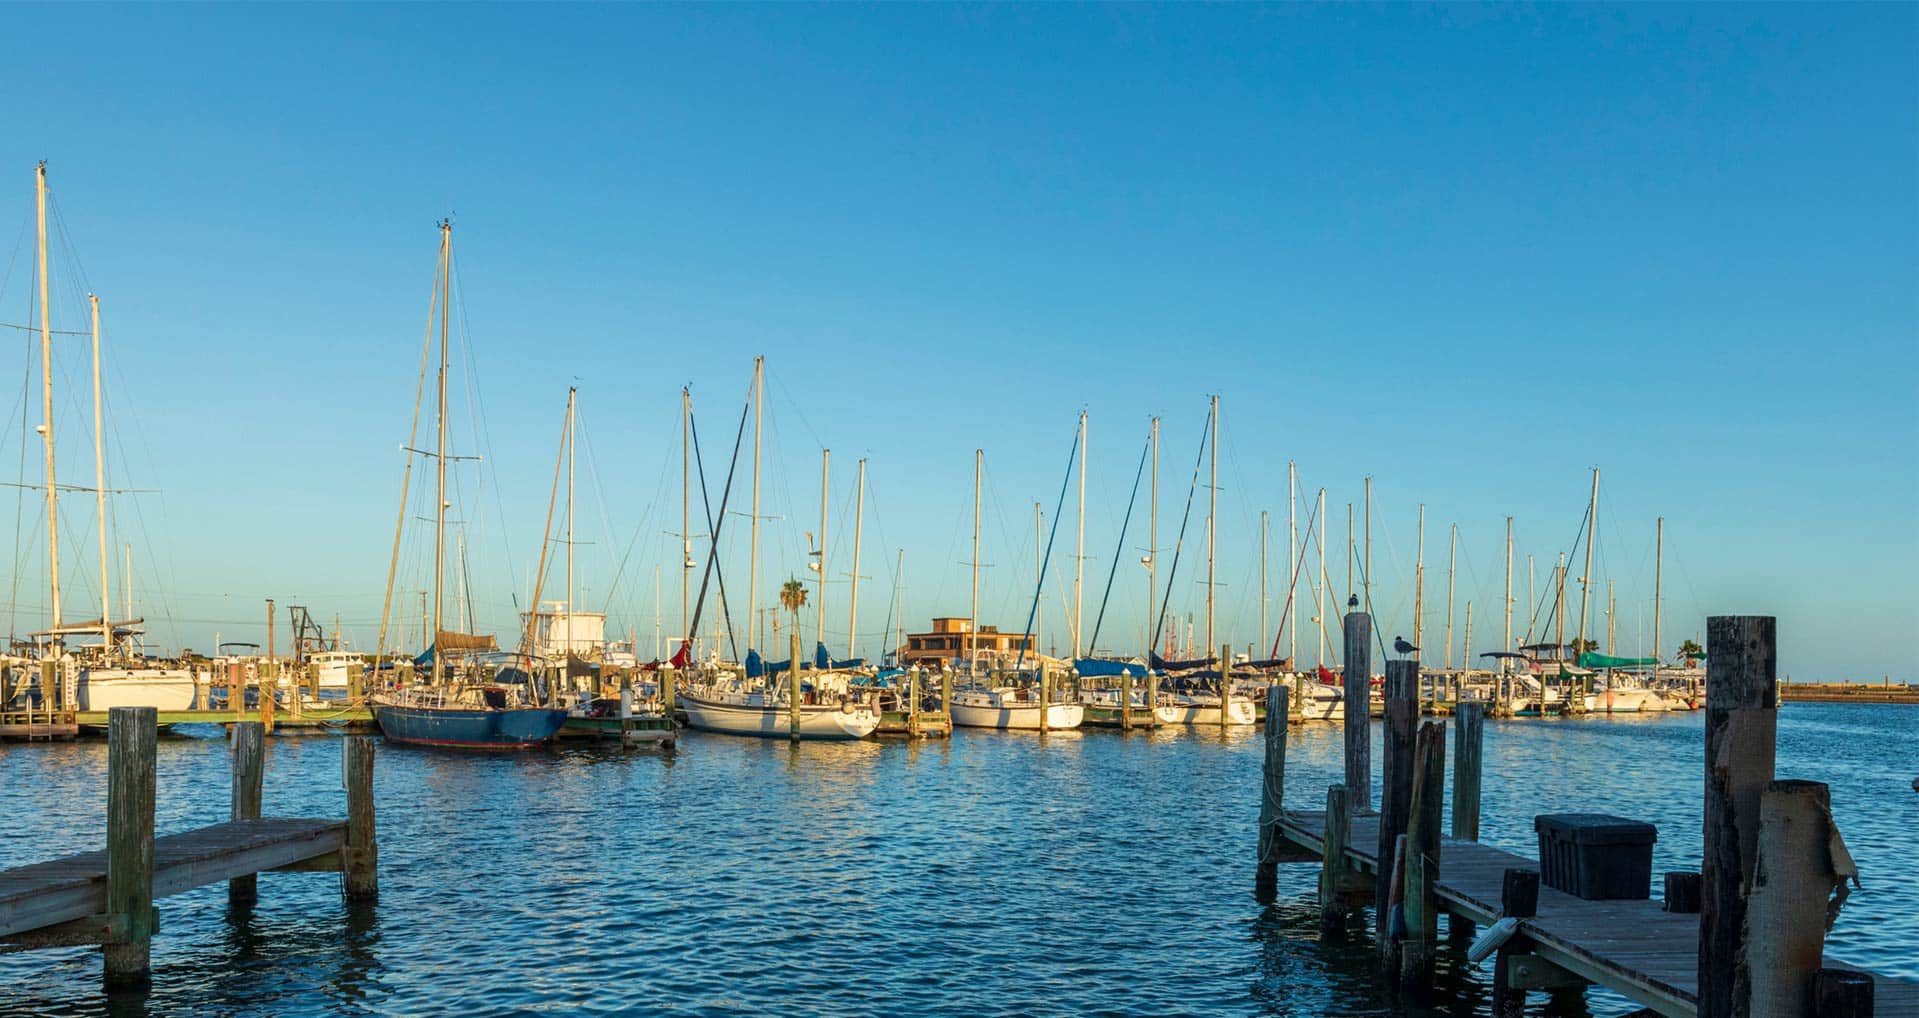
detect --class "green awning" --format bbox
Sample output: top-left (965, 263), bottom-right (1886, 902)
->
top-left (1577, 651), bottom-right (1659, 669)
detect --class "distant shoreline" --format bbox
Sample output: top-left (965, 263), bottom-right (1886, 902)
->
top-left (1780, 681), bottom-right (1918, 705)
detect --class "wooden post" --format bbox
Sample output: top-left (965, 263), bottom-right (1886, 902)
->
top-left (661, 662), bottom-right (676, 718)
top-left (1219, 642), bottom-right (1232, 731)
top-left (1749, 780), bottom-right (1839, 1017)
top-left (907, 667), bottom-right (920, 737)
top-left (347, 659), bottom-right (364, 702)
top-left (343, 736), bottom-right (378, 901)
top-left (1375, 657), bottom-right (1418, 960)
top-left (1812, 970), bottom-right (1874, 1018)
top-left (1343, 608), bottom-right (1372, 812)
top-left (1318, 783), bottom-right (1353, 931)
top-left (788, 631), bottom-right (802, 743)
top-left (941, 667), bottom-right (953, 725)
top-left (1664, 871), bottom-right (1703, 913)
top-left (1452, 701), bottom-right (1483, 841)
top-left (103, 706), bottom-right (157, 987)
top-left (1120, 671), bottom-right (1134, 732)
top-left (1038, 661), bottom-right (1051, 733)
top-left (1400, 719), bottom-right (1445, 993)
top-left (1254, 685), bottom-right (1290, 904)
top-left (1700, 615), bottom-right (1778, 1018)
top-left (260, 670), bottom-right (275, 735)
top-left (194, 670), bottom-right (208, 711)
top-left (1492, 868), bottom-right (1541, 1018)
top-left (229, 721), bottom-right (264, 904)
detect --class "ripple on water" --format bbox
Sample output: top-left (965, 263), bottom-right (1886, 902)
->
top-left (0, 704), bottom-right (1913, 1016)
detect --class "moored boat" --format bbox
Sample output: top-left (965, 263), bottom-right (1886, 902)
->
top-left (75, 667), bottom-right (196, 711)
top-left (372, 686), bottom-right (567, 749)
top-left (950, 684), bottom-right (1084, 731)
top-left (679, 676), bottom-right (878, 740)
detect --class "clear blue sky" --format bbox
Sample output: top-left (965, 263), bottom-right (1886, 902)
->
top-left (2, 4), bottom-right (1913, 679)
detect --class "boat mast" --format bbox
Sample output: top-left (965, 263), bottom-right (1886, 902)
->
top-left (1346, 502), bottom-right (1355, 610)
top-left (431, 220), bottom-right (449, 686)
top-left (1205, 395), bottom-right (1217, 659)
top-left (1576, 467), bottom-right (1599, 657)
top-left (36, 163), bottom-right (61, 649)
top-left (1033, 502), bottom-right (1043, 655)
top-left (1317, 488), bottom-right (1327, 669)
top-left (815, 449), bottom-right (829, 657)
top-left (1503, 517), bottom-right (1514, 674)
top-left (680, 387), bottom-right (690, 660)
top-left (748, 356), bottom-right (763, 651)
top-left (1445, 522), bottom-right (1457, 670)
top-left (1414, 504), bottom-right (1425, 653)
top-left (893, 548), bottom-right (905, 661)
top-left (1363, 476), bottom-right (1372, 616)
top-left (970, 449), bottom-right (981, 676)
top-left (1652, 516), bottom-right (1664, 682)
top-left (1073, 410), bottom-right (1086, 657)
top-left (1286, 461), bottom-right (1297, 666)
top-left (519, 389), bottom-right (570, 702)
top-left (848, 457), bottom-right (865, 661)
top-left (1606, 578), bottom-right (1616, 655)
top-left (1147, 417), bottom-right (1158, 664)
top-left (1259, 510), bottom-right (1268, 657)
top-left (91, 293), bottom-right (110, 652)
top-left (566, 387), bottom-right (575, 659)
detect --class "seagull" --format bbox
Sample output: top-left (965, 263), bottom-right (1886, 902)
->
top-left (1348, 595), bottom-right (1359, 610)
top-left (1394, 636), bottom-right (1419, 656)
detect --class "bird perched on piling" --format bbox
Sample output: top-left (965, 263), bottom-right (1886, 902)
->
top-left (1394, 636), bottom-right (1419, 657)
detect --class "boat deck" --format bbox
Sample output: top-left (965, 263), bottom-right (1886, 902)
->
top-left (1277, 809), bottom-right (1919, 1017)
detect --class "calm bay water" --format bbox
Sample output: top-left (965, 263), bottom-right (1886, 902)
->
top-left (1, 703), bottom-right (1913, 1016)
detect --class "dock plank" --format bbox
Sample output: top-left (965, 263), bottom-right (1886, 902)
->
top-left (0, 818), bottom-right (345, 939)
top-left (1277, 809), bottom-right (1919, 1017)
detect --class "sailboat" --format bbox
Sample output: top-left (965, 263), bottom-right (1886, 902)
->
top-left (370, 221), bottom-right (567, 750)
top-left (949, 445), bottom-right (1084, 732)
top-left (1152, 397), bottom-right (1254, 726)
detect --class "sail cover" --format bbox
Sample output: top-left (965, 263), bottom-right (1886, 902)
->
top-left (1150, 651), bottom-right (1216, 673)
top-left (1074, 658), bottom-right (1148, 678)
top-left (814, 643), bottom-right (865, 670)
top-left (1576, 652), bottom-right (1658, 669)
top-left (436, 630), bottom-right (499, 653)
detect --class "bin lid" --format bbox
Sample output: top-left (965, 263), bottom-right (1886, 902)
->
top-left (1533, 813), bottom-right (1658, 845)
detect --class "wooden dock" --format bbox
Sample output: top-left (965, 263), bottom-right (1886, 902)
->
top-left (2, 707), bottom-right (374, 740)
top-left (1273, 809), bottom-right (1919, 1017)
top-left (0, 708), bottom-right (377, 987)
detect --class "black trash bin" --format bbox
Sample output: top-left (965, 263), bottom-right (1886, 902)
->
top-left (1533, 813), bottom-right (1657, 900)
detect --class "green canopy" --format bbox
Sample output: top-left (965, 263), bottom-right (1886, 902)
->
top-left (1577, 651), bottom-right (1659, 669)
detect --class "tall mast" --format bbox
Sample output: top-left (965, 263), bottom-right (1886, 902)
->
top-left (848, 457), bottom-right (865, 661)
top-left (1445, 522), bottom-right (1457, 670)
top-left (1413, 504), bottom-right (1425, 652)
top-left (1206, 395), bottom-right (1218, 657)
top-left (894, 548), bottom-right (906, 660)
top-left (566, 388), bottom-right (576, 650)
top-left (431, 220), bottom-right (449, 685)
top-left (91, 294), bottom-right (110, 651)
top-left (1346, 502), bottom-right (1355, 609)
top-left (1503, 516), bottom-right (1514, 673)
top-left (124, 543), bottom-right (132, 626)
top-left (1259, 510), bottom-right (1269, 655)
top-left (680, 387), bottom-right (690, 657)
top-left (1363, 476), bottom-right (1372, 616)
top-left (1033, 502), bottom-right (1043, 655)
top-left (1286, 461), bottom-right (1297, 665)
top-left (1147, 417), bottom-right (1158, 663)
top-left (36, 163), bottom-right (61, 643)
top-left (1073, 410), bottom-right (1086, 657)
top-left (1317, 489), bottom-right (1328, 668)
top-left (1576, 467), bottom-right (1599, 656)
top-left (816, 449), bottom-right (829, 656)
top-left (748, 356), bottom-right (763, 649)
top-left (970, 449), bottom-right (981, 674)
top-left (1554, 553), bottom-right (1567, 655)
top-left (1606, 578), bottom-right (1616, 654)
top-left (1653, 516), bottom-right (1664, 681)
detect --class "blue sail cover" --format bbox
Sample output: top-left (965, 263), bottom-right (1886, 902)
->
top-left (746, 649), bottom-right (794, 677)
top-left (1075, 658), bottom-right (1148, 678)
top-left (814, 642), bottom-right (864, 670)
top-left (1150, 651), bottom-right (1216, 673)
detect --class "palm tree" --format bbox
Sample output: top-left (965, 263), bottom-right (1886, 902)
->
top-left (1679, 638), bottom-right (1704, 660)
top-left (780, 578), bottom-right (808, 647)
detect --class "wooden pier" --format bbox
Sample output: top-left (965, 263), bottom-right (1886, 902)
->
top-left (1256, 614), bottom-right (1915, 1018)
top-left (2, 706), bottom-right (374, 740)
top-left (0, 708), bottom-right (377, 987)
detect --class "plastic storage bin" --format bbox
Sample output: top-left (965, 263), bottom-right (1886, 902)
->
top-left (1532, 813), bottom-right (1657, 900)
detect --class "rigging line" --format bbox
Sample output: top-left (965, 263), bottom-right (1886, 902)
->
top-left (1014, 422), bottom-right (1079, 672)
top-left (1152, 407), bottom-right (1212, 657)
top-left (8, 321), bottom-right (30, 643)
top-left (1086, 427), bottom-right (1150, 654)
top-left (1268, 494), bottom-right (1323, 661)
top-left (0, 323), bottom-right (86, 336)
top-left (685, 386), bottom-right (752, 663)
top-left (448, 242), bottom-right (519, 618)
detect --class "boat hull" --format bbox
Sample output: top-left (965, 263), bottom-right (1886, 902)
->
top-left (950, 700), bottom-right (1084, 731)
top-left (679, 693), bottom-right (878, 740)
top-left (77, 669), bottom-right (197, 712)
top-left (1155, 696), bottom-right (1257, 726)
top-left (558, 714), bottom-right (677, 744)
top-left (373, 703), bottom-right (568, 749)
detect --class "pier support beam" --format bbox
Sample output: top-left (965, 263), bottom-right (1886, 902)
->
top-left (1254, 685), bottom-right (1290, 904)
top-left (1342, 609), bottom-right (1372, 812)
top-left (343, 736), bottom-right (378, 901)
top-left (1491, 867), bottom-right (1540, 1018)
top-left (1317, 784), bottom-right (1363, 931)
top-left (228, 721), bottom-right (264, 905)
top-left (103, 706), bottom-right (157, 988)
top-left (1375, 657), bottom-right (1417, 963)
top-left (1400, 720), bottom-right (1445, 995)
top-left (1749, 780), bottom-right (1843, 1017)
top-left (1700, 615), bottom-right (1777, 1018)
top-left (788, 632), bottom-right (803, 743)
top-left (1813, 969), bottom-right (1875, 1018)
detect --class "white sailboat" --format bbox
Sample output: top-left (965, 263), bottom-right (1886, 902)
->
top-left (1159, 396), bottom-right (1254, 727)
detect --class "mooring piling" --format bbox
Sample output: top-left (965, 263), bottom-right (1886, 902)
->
top-left (1491, 867), bottom-right (1541, 1018)
top-left (228, 721), bottom-right (264, 905)
top-left (1254, 684), bottom-right (1290, 904)
top-left (1317, 783), bottom-right (1360, 932)
top-left (1400, 719), bottom-right (1446, 994)
top-left (103, 706), bottom-right (157, 987)
top-left (788, 631), bottom-right (803, 742)
top-left (343, 736), bottom-right (377, 901)
top-left (1375, 657), bottom-right (1418, 961)
top-left (1343, 607), bottom-right (1372, 812)
top-left (1700, 615), bottom-right (1777, 1018)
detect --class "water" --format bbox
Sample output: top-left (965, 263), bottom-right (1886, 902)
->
top-left (1, 703), bottom-right (1913, 1016)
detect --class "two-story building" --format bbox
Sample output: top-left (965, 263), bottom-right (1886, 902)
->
top-left (901, 617), bottom-right (1033, 670)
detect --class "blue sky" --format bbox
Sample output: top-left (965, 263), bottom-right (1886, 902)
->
top-left (1, 4), bottom-right (1912, 678)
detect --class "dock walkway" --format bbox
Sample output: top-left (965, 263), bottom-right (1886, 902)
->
top-left (1275, 809), bottom-right (1919, 1017)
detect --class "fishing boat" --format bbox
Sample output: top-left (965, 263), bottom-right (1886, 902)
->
top-left (312, 650), bottom-right (363, 690)
top-left (370, 222), bottom-right (566, 751)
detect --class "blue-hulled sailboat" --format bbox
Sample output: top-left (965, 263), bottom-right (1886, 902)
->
top-left (369, 220), bottom-right (566, 750)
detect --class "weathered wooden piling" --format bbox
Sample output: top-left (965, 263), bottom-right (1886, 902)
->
top-left (941, 667), bottom-right (953, 725)
top-left (229, 721), bottom-right (265, 905)
top-left (343, 736), bottom-right (377, 901)
top-left (1700, 615), bottom-right (1777, 1018)
top-left (1451, 701), bottom-right (1482, 842)
top-left (1219, 643), bottom-right (1232, 731)
top-left (1748, 779), bottom-right (1842, 1016)
top-left (103, 706), bottom-right (157, 987)
top-left (1343, 608), bottom-right (1372, 812)
top-left (1317, 784), bottom-right (1358, 932)
top-left (788, 631), bottom-right (802, 742)
top-left (1813, 969), bottom-right (1875, 1018)
top-left (1663, 871), bottom-right (1703, 913)
top-left (1375, 657), bottom-right (1417, 960)
top-left (1400, 720), bottom-right (1445, 993)
top-left (661, 661), bottom-right (677, 718)
top-left (1120, 672), bottom-right (1134, 732)
top-left (1491, 867), bottom-right (1541, 1018)
top-left (1254, 685), bottom-right (1290, 904)
top-left (1038, 661), bottom-right (1052, 733)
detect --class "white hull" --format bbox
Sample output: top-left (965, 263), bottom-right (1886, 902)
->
top-left (679, 692), bottom-right (878, 740)
top-left (1585, 688), bottom-right (1673, 713)
top-left (950, 701), bottom-right (1084, 730)
top-left (1156, 694), bottom-right (1257, 726)
top-left (77, 668), bottom-right (197, 711)
top-left (1287, 688), bottom-right (1345, 722)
